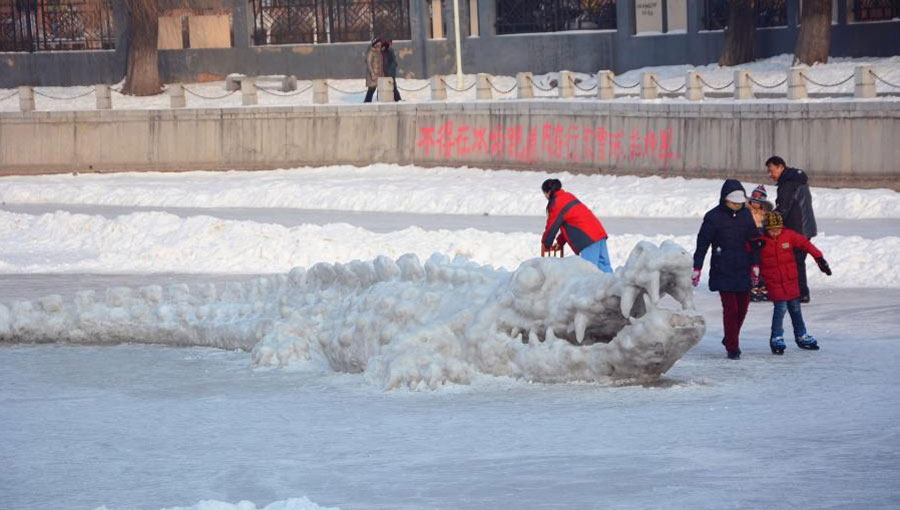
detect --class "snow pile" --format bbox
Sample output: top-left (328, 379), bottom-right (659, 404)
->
top-left (95, 496), bottom-right (339, 510)
top-left (2, 164), bottom-right (900, 219)
top-left (1, 209), bottom-right (898, 288)
top-left (0, 242), bottom-right (706, 389)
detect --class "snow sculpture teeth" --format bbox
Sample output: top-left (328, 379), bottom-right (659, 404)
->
top-left (0, 241), bottom-right (705, 390)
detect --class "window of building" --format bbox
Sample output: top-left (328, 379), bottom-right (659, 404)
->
top-left (250, 0), bottom-right (411, 45)
top-left (0, 0), bottom-right (116, 53)
top-left (495, 0), bottom-right (616, 35)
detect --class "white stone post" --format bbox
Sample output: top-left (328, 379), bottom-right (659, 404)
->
top-left (641, 72), bottom-right (658, 100)
top-left (516, 72), bottom-right (533, 99)
top-left (558, 71), bottom-right (575, 99)
top-left (476, 73), bottom-right (492, 100)
top-left (95, 84), bottom-right (112, 109)
top-left (282, 75), bottom-right (298, 92)
top-left (431, 76), bottom-right (447, 100)
top-left (19, 86), bottom-right (34, 112)
top-left (242, 78), bottom-right (258, 106)
top-left (734, 69), bottom-right (752, 99)
top-left (169, 83), bottom-right (186, 108)
top-left (377, 77), bottom-right (395, 102)
top-left (596, 70), bottom-right (614, 100)
top-left (313, 80), bottom-right (328, 104)
top-left (787, 67), bottom-right (807, 100)
top-left (854, 65), bottom-right (876, 99)
top-left (685, 71), bottom-right (703, 101)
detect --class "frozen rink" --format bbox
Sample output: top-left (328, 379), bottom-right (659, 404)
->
top-left (2, 166), bottom-right (899, 509)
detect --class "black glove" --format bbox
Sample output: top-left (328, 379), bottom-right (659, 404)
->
top-left (815, 257), bottom-right (832, 276)
top-left (750, 239), bottom-right (766, 250)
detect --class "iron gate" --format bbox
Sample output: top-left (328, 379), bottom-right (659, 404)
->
top-left (495, 0), bottom-right (616, 34)
top-left (703, 0), bottom-right (788, 31)
top-left (250, 0), bottom-right (411, 45)
top-left (0, 0), bottom-right (115, 52)
top-left (854, 0), bottom-right (900, 20)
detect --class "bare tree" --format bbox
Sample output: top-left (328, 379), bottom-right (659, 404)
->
top-left (793, 0), bottom-right (832, 65)
top-left (719, 0), bottom-right (757, 67)
top-left (121, 0), bottom-right (161, 96)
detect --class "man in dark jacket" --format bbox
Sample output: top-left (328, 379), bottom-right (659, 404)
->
top-left (382, 39), bottom-right (402, 101)
top-left (766, 155), bottom-right (818, 302)
top-left (692, 179), bottom-right (759, 359)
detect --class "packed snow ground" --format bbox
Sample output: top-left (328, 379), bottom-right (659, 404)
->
top-left (1, 54), bottom-right (899, 112)
top-left (4, 165), bottom-right (900, 219)
top-left (2, 165), bottom-right (900, 509)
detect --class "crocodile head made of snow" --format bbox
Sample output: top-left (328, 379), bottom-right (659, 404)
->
top-left (0, 240), bottom-right (705, 390)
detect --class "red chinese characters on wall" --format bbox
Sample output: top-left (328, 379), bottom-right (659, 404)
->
top-left (417, 121), bottom-right (679, 165)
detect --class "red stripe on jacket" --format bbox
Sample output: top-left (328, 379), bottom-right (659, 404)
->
top-left (757, 228), bottom-right (823, 302)
top-left (542, 190), bottom-right (607, 255)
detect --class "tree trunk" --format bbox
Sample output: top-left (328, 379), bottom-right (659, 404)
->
top-left (793, 0), bottom-right (832, 65)
top-left (719, 0), bottom-right (757, 67)
top-left (122, 0), bottom-right (162, 96)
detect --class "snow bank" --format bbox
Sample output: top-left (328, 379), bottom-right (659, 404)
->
top-left (0, 243), bottom-right (706, 389)
top-left (2, 164), bottom-right (900, 219)
top-left (95, 496), bottom-right (339, 510)
top-left (0, 209), bottom-right (898, 289)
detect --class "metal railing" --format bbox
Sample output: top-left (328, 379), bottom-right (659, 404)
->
top-left (495, 0), bottom-right (616, 35)
top-left (250, 0), bottom-right (411, 45)
top-left (703, 0), bottom-right (788, 30)
top-left (0, 0), bottom-right (116, 52)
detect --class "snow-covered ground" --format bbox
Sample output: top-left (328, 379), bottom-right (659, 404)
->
top-left (1, 54), bottom-right (899, 112)
top-left (2, 164), bottom-right (899, 509)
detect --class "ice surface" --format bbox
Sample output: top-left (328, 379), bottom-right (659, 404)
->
top-left (96, 497), bottom-right (338, 510)
top-left (0, 242), bottom-right (705, 389)
top-left (3, 164), bottom-right (900, 219)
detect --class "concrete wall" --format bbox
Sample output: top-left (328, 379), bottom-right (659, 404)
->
top-left (2, 0), bottom-right (899, 88)
top-left (1, 101), bottom-right (898, 189)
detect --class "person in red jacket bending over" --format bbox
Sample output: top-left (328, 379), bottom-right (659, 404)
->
top-left (541, 179), bottom-right (612, 273)
top-left (757, 211), bottom-right (832, 355)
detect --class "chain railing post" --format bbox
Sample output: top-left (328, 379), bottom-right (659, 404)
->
top-left (787, 67), bottom-right (807, 100)
top-left (558, 71), bottom-right (574, 99)
top-left (516, 72), bottom-right (533, 99)
top-left (476, 73), bottom-right (492, 100)
top-left (854, 65), bottom-right (876, 99)
top-left (313, 80), bottom-right (328, 104)
top-left (431, 76), bottom-right (447, 100)
top-left (95, 84), bottom-right (112, 110)
top-left (242, 78), bottom-right (258, 105)
top-left (169, 83), bottom-right (186, 108)
top-left (734, 69), bottom-right (752, 99)
top-left (596, 70), bottom-right (614, 100)
top-left (641, 72), bottom-right (658, 100)
top-left (282, 75), bottom-right (298, 92)
top-left (226, 73), bottom-right (244, 91)
top-left (377, 77), bottom-right (395, 102)
top-left (685, 71), bottom-right (703, 101)
top-left (19, 86), bottom-right (34, 112)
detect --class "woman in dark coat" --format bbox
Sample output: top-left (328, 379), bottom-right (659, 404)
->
top-left (382, 39), bottom-right (402, 101)
top-left (692, 179), bottom-right (759, 359)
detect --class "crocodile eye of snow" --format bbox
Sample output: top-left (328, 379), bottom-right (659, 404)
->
top-left (514, 265), bottom-right (545, 293)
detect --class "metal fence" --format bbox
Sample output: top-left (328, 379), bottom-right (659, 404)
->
top-left (0, 0), bottom-right (115, 52)
top-left (495, 0), bottom-right (616, 35)
top-left (703, 0), bottom-right (788, 31)
top-left (854, 0), bottom-right (900, 20)
top-left (250, 0), bottom-right (411, 45)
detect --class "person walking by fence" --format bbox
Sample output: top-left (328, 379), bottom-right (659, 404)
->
top-left (382, 39), bottom-right (402, 102)
top-left (364, 39), bottom-right (384, 103)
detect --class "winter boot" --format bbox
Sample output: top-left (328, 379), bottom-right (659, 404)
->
top-left (795, 334), bottom-right (820, 350)
top-left (726, 349), bottom-right (741, 360)
top-left (769, 336), bottom-right (786, 355)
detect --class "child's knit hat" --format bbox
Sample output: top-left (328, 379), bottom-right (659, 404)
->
top-left (764, 211), bottom-right (784, 230)
top-left (749, 184), bottom-right (768, 204)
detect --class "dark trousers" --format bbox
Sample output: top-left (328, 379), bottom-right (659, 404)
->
top-left (392, 80), bottom-right (402, 101)
top-left (363, 87), bottom-right (376, 103)
top-left (795, 249), bottom-right (809, 299)
top-left (720, 291), bottom-right (750, 353)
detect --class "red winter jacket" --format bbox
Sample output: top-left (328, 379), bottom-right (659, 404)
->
top-left (757, 228), bottom-right (823, 302)
top-left (542, 190), bottom-right (607, 255)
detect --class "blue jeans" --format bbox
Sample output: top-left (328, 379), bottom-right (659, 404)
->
top-left (771, 298), bottom-right (807, 339)
top-left (579, 239), bottom-right (613, 273)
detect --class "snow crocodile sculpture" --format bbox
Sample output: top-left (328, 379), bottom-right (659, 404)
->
top-left (0, 241), bottom-right (705, 389)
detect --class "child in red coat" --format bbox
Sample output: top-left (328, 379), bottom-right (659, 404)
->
top-left (756, 212), bottom-right (832, 354)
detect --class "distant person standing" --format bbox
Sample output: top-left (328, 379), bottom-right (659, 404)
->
top-left (765, 156), bottom-right (818, 303)
top-left (364, 39), bottom-right (384, 103)
top-left (382, 39), bottom-right (402, 102)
